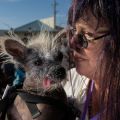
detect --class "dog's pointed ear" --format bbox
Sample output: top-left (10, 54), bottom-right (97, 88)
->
top-left (53, 29), bottom-right (67, 47)
top-left (4, 39), bottom-right (27, 61)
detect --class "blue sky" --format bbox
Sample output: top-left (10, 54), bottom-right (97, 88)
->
top-left (0, 0), bottom-right (71, 29)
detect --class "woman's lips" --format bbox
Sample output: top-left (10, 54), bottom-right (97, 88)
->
top-left (73, 55), bottom-right (88, 61)
top-left (71, 49), bottom-right (88, 61)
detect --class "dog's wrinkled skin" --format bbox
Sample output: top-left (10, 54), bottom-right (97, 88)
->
top-left (3, 31), bottom-right (69, 90)
top-left (1, 30), bottom-right (76, 120)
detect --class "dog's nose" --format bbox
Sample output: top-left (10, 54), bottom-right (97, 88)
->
top-left (48, 65), bottom-right (66, 81)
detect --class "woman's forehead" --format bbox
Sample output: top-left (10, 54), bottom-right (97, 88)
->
top-left (75, 10), bottom-right (109, 34)
top-left (76, 10), bottom-right (101, 26)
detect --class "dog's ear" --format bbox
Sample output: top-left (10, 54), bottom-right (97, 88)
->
top-left (4, 39), bottom-right (27, 61)
top-left (53, 29), bottom-right (67, 47)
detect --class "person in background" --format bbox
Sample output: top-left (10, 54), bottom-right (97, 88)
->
top-left (0, 61), bottom-right (25, 119)
top-left (0, 54), bottom-right (15, 94)
top-left (66, 0), bottom-right (120, 120)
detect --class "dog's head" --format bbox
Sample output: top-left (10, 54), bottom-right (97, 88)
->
top-left (3, 30), bottom-right (69, 90)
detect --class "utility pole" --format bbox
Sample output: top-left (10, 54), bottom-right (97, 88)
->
top-left (53, 0), bottom-right (57, 28)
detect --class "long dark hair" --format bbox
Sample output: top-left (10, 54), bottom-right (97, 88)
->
top-left (68, 0), bottom-right (120, 120)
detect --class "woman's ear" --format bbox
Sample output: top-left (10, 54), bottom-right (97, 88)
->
top-left (4, 39), bottom-right (27, 62)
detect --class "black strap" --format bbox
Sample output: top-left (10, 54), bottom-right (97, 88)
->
top-left (25, 102), bottom-right (41, 119)
top-left (0, 87), bottom-right (17, 120)
top-left (0, 98), bottom-right (8, 119)
top-left (17, 90), bottom-right (68, 110)
top-left (17, 90), bottom-right (69, 119)
top-left (0, 99), bottom-right (7, 112)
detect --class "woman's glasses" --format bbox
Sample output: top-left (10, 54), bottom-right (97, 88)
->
top-left (67, 27), bottom-right (110, 49)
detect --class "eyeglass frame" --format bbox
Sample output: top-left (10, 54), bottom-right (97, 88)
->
top-left (67, 27), bottom-right (110, 48)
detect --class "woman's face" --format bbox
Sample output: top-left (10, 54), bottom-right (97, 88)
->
top-left (69, 11), bottom-right (109, 79)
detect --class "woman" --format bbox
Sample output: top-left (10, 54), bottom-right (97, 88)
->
top-left (67, 0), bottom-right (120, 120)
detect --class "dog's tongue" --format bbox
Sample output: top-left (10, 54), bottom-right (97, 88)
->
top-left (43, 77), bottom-right (51, 88)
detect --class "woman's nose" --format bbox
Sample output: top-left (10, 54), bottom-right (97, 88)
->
top-left (69, 36), bottom-right (82, 50)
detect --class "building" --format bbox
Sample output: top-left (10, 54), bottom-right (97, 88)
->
top-left (0, 16), bottom-right (63, 44)
top-left (14, 16), bottom-right (63, 43)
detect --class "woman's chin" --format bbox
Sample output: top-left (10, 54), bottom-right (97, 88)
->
top-left (75, 66), bottom-right (91, 79)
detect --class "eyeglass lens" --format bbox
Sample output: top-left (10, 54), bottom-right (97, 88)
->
top-left (68, 28), bottom-right (110, 49)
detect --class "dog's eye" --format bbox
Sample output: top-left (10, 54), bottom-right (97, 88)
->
top-left (34, 58), bottom-right (43, 66)
top-left (53, 51), bottom-right (63, 62)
